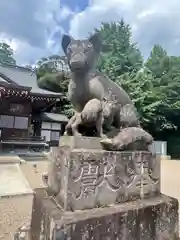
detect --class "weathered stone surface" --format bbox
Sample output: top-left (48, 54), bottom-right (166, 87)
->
top-left (36, 194), bottom-right (179, 240)
top-left (0, 164), bottom-right (33, 197)
top-left (59, 135), bottom-right (103, 149)
top-left (30, 188), bottom-right (47, 240)
top-left (48, 136), bottom-right (160, 211)
top-left (100, 127), bottom-right (153, 152)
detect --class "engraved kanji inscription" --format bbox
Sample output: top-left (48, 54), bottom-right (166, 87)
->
top-left (81, 162), bottom-right (98, 198)
top-left (104, 160), bottom-right (125, 190)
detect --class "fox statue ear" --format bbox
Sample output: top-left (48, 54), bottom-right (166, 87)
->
top-left (89, 33), bottom-right (102, 53)
top-left (61, 35), bottom-right (72, 53)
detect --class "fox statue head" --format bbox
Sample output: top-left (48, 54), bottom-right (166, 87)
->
top-left (61, 33), bottom-right (102, 72)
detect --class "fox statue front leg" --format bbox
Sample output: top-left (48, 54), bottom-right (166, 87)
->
top-left (64, 113), bottom-right (81, 136)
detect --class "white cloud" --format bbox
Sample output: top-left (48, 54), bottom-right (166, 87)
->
top-left (0, 33), bottom-right (19, 53)
top-left (1, 0), bottom-right (180, 64)
top-left (58, 6), bottom-right (73, 21)
top-left (0, 33), bottom-right (49, 65)
top-left (137, 9), bottom-right (157, 20)
top-left (0, 0), bottom-right (72, 65)
top-left (69, 0), bottom-right (180, 58)
top-left (69, 0), bottom-right (135, 39)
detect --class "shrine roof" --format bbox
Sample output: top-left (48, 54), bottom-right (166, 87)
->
top-left (0, 63), bottom-right (63, 98)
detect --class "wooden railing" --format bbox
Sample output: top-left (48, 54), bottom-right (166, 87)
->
top-left (0, 136), bottom-right (49, 152)
top-left (3, 136), bottom-right (46, 142)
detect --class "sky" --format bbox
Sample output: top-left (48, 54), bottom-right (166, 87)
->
top-left (0, 0), bottom-right (180, 65)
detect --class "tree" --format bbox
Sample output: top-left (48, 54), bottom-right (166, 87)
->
top-left (145, 44), bottom-right (172, 86)
top-left (96, 21), bottom-right (167, 134)
top-left (36, 55), bottom-right (73, 118)
top-left (116, 69), bottom-right (172, 137)
top-left (36, 55), bottom-right (70, 93)
top-left (0, 43), bottom-right (16, 64)
top-left (144, 45), bottom-right (180, 136)
top-left (96, 20), bottom-right (143, 81)
top-left (146, 46), bottom-right (180, 156)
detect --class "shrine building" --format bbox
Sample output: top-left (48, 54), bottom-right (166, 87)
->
top-left (0, 63), bottom-right (68, 153)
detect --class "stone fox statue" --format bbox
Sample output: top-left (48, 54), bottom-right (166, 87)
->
top-left (61, 33), bottom-right (139, 134)
top-left (67, 92), bottom-right (120, 137)
top-left (100, 127), bottom-right (153, 151)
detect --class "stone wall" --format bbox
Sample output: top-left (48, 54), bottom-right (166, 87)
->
top-left (38, 194), bottom-right (179, 239)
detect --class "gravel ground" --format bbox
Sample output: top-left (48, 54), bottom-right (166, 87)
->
top-left (0, 195), bottom-right (33, 240)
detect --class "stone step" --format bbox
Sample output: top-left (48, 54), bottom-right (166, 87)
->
top-left (0, 155), bottom-right (23, 164)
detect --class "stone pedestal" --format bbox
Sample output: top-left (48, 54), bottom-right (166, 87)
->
top-left (47, 136), bottom-right (160, 211)
top-left (30, 136), bottom-right (179, 239)
top-left (38, 194), bottom-right (179, 240)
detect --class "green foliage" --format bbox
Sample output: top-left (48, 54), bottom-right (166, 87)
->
top-left (145, 45), bottom-right (180, 134)
top-left (36, 55), bottom-right (73, 117)
top-left (60, 99), bottom-right (75, 118)
top-left (0, 43), bottom-right (16, 64)
top-left (97, 22), bottom-right (180, 136)
top-left (145, 44), bottom-right (168, 78)
top-left (96, 21), bottom-right (167, 133)
top-left (96, 20), bottom-right (143, 81)
top-left (37, 72), bottom-right (69, 93)
top-left (117, 70), bottom-right (176, 135)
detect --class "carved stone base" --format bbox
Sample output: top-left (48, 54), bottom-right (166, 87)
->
top-left (37, 194), bottom-right (179, 240)
top-left (47, 136), bottom-right (160, 211)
